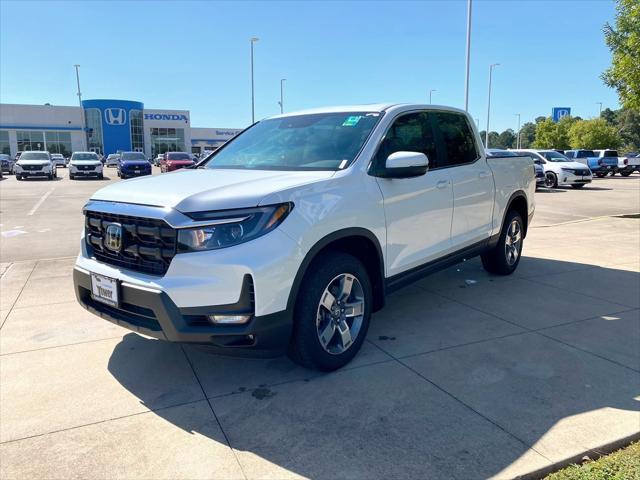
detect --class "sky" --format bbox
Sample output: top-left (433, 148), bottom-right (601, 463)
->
top-left (0, 0), bottom-right (620, 133)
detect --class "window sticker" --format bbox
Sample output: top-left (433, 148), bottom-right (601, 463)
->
top-left (342, 115), bottom-right (362, 127)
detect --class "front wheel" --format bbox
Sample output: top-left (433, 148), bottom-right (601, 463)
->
top-left (544, 172), bottom-right (558, 188)
top-left (481, 210), bottom-right (524, 275)
top-left (571, 184), bottom-right (586, 189)
top-left (288, 252), bottom-right (372, 371)
top-left (620, 170), bottom-right (632, 177)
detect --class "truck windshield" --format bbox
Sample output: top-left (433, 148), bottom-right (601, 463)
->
top-left (542, 151), bottom-right (571, 162)
top-left (575, 150), bottom-right (595, 158)
top-left (204, 112), bottom-right (382, 171)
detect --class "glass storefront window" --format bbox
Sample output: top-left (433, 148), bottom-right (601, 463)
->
top-left (45, 131), bottom-right (72, 156)
top-left (130, 109), bottom-right (144, 152)
top-left (0, 130), bottom-right (9, 155)
top-left (85, 108), bottom-right (104, 154)
top-left (17, 131), bottom-right (45, 151)
top-left (150, 127), bottom-right (185, 157)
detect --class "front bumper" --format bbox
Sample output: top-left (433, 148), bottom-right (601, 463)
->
top-left (120, 167), bottom-right (151, 177)
top-left (71, 167), bottom-right (102, 176)
top-left (558, 171), bottom-right (592, 185)
top-left (17, 169), bottom-right (50, 177)
top-left (73, 267), bottom-right (292, 356)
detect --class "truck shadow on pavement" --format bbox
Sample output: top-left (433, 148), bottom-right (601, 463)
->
top-left (107, 256), bottom-right (640, 480)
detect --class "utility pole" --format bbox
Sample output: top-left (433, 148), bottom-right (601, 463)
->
top-left (464, 0), bottom-right (472, 111)
top-left (515, 113), bottom-right (521, 149)
top-left (429, 89), bottom-right (436, 104)
top-left (485, 63), bottom-right (500, 148)
top-left (596, 102), bottom-right (603, 116)
top-left (278, 78), bottom-right (286, 114)
top-left (74, 64), bottom-right (87, 150)
top-left (250, 37), bottom-right (259, 123)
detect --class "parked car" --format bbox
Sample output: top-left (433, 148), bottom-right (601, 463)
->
top-left (564, 149), bottom-right (617, 177)
top-left (620, 152), bottom-right (640, 176)
top-left (0, 153), bottom-right (15, 174)
top-left (14, 151), bottom-right (57, 180)
top-left (74, 103), bottom-right (535, 371)
top-left (160, 152), bottom-right (195, 172)
top-left (516, 150), bottom-right (592, 189)
top-left (69, 152), bottom-right (104, 180)
top-left (105, 154), bottom-right (120, 167)
top-left (592, 149), bottom-right (631, 177)
top-left (117, 151), bottom-right (152, 179)
top-left (153, 154), bottom-right (164, 166)
top-left (51, 153), bottom-right (66, 167)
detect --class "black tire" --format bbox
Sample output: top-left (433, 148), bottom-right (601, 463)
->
top-left (98, 173), bottom-right (104, 180)
top-left (544, 172), bottom-right (558, 188)
top-left (620, 170), bottom-right (632, 177)
top-left (69, 174), bottom-right (75, 180)
top-left (571, 184), bottom-right (586, 189)
top-left (595, 172), bottom-right (606, 178)
top-left (288, 252), bottom-right (372, 371)
top-left (16, 175), bottom-right (22, 181)
top-left (481, 210), bottom-right (524, 276)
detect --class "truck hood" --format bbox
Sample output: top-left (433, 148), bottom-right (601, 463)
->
top-left (561, 161), bottom-right (591, 169)
top-left (90, 168), bottom-right (336, 212)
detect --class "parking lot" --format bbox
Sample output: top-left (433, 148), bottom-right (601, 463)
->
top-left (1, 171), bottom-right (639, 479)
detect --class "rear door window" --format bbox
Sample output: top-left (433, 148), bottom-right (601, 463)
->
top-left (432, 112), bottom-right (479, 167)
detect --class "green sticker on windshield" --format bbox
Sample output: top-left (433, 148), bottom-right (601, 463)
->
top-left (342, 115), bottom-right (362, 127)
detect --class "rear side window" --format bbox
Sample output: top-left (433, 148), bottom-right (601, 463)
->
top-left (167, 153), bottom-right (191, 160)
top-left (603, 150), bottom-right (618, 157)
top-left (374, 112), bottom-right (441, 168)
top-left (432, 112), bottom-right (479, 167)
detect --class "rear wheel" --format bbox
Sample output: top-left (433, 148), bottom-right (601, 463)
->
top-left (544, 172), bottom-right (558, 188)
top-left (620, 170), bottom-right (632, 177)
top-left (571, 184), bottom-right (586, 189)
top-left (288, 252), bottom-right (372, 371)
top-left (481, 210), bottom-right (524, 275)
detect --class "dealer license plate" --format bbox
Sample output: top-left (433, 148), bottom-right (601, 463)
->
top-left (91, 273), bottom-right (119, 307)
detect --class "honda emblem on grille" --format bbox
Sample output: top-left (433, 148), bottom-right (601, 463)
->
top-left (104, 223), bottom-right (122, 252)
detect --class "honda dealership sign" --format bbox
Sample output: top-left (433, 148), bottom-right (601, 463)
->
top-left (552, 107), bottom-right (571, 122)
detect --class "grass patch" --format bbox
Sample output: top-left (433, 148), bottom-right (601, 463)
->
top-left (545, 442), bottom-right (640, 480)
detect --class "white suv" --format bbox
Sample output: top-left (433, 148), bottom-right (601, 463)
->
top-left (516, 149), bottom-right (592, 189)
top-left (14, 151), bottom-right (57, 180)
top-left (74, 104), bottom-right (535, 370)
top-left (69, 152), bottom-right (104, 180)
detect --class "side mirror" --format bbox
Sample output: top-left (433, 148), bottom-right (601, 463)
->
top-left (379, 151), bottom-right (429, 178)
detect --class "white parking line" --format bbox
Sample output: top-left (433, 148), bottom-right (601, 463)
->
top-left (27, 188), bottom-right (55, 216)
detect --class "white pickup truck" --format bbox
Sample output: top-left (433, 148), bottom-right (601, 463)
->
top-left (73, 104), bottom-right (535, 371)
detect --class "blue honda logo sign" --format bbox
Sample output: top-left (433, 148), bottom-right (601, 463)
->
top-left (552, 107), bottom-right (571, 122)
top-left (105, 108), bottom-right (127, 125)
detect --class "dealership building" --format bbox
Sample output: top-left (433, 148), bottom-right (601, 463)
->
top-left (0, 99), bottom-right (243, 158)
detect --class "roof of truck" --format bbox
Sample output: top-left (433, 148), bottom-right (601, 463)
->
top-left (270, 103), bottom-right (467, 120)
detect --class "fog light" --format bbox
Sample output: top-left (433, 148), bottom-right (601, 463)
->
top-left (208, 314), bottom-right (251, 325)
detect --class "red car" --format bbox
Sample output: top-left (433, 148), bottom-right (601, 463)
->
top-left (160, 152), bottom-right (195, 172)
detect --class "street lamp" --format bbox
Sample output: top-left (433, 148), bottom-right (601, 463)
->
top-left (250, 37), bottom-right (259, 123)
top-left (278, 78), bottom-right (286, 114)
top-left (596, 102), bottom-right (603, 116)
top-left (515, 113), bottom-right (521, 149)
top-left (485, 63), bottom-right (500, 148)
top-left (464, 0), bottom-right (472, 111)
top-left (73, 64), bottom-right (87, 150)
top-left (429, 89), bottom-right (437, 104)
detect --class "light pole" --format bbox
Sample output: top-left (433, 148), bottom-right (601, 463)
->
top-left (278, 78), bottom-right (286, 114)
top-left (596, 102), bottom-right (603, 116)
top-left (73, 64), bottom-right (87, 150)
top-left (515, 113), bottom-right (521, 149)
top-left (485, 63), bottom-right (500, 148)
top-left (429, 89), bottom-right (436, 104)
top-left (464, 0), bottom-right (472, 111)
top-left (250, 37), bottom-right (259, 123)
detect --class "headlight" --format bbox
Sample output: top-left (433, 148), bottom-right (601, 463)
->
top-left (177, 203), bottom-right (293, 253)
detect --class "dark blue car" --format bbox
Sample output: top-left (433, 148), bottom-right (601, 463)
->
top-left (117, 152), bottom-right (151, 179)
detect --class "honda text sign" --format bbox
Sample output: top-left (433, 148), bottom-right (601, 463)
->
top-left (552, 107), bottom-right (571, 122)
top-left (144, 113), bottom-right (189, 122)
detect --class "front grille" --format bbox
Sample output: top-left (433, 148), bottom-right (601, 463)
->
top-left (85, 210), bottom-right (177, 275)
top-left (21, 164), bottom-right (43, 171)
top-left (77, 165), bottom-right (96, 171)
top-left (574, 169), bottom-right (590, 176)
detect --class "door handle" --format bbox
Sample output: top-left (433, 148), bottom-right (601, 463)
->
top-left (479, 171), bottom-right (491, 179)
top-left (436, 180), bottom-right (449, 189)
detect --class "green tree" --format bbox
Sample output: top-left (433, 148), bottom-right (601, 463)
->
top-left (496, 129), bottom-right (516, 149)
top-left (568, 119), bottom-right (622, 149)
top-left (600, 107), bottom-right (618, 125)
top-left (533, 116), bottom-right (575, 150)
top-left (617, 108), bottom-right (640, 150)
top-left (602, 0), bottom-right (640, 109)
top-left (518, 122), bottom-right (536, 148)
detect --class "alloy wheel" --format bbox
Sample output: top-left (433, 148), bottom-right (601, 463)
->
top-left (315, 273), bottom-right (365, 355)
top-left (504, 219), bottom-right (522, 266)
